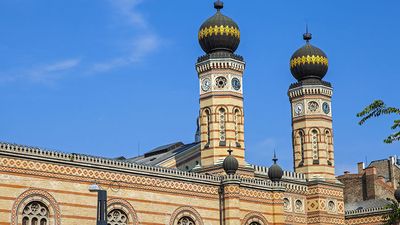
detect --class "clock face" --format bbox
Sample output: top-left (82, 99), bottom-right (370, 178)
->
top-left (201, 78), bottom-right (211, 92)
top-left (323, 102), bottom-right (330, 114)
top-left (231, 78), bottom-right (241, 90)
top-left (294, 103), bottom-right (303, 115)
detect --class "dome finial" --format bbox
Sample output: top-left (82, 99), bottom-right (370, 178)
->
top-left (214, 0), bottom-right (224, 11)
top-left (223, 144), bottom-right (239, 175)
top-left (273, 150), bottom-right (278, 164)
top-left (303, 24), bottom-right (312, 43)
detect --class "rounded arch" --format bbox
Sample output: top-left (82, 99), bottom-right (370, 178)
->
top-left (309, 128), bottom-right (320, 135)
top-left (169, 206), bottom-right (204, 225)
top-left (242, 212), bottom-right (269, 225)
top-left (215, 105), bottom-right (229, 122)
top-left (107, 198), bottom-right (138, 225)
top-left (11, 188), bottom-right (61, 225)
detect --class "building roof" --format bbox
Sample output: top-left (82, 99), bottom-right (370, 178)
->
top-left (127, 142), bottom-right (200, 166)
top-left (345, 198), bottom-right (390, 212)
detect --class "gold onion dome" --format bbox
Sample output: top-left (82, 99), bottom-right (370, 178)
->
top-left (290, 30), bottom-right (328, 81)
top-left (198, 0), bottom-right (240, 54)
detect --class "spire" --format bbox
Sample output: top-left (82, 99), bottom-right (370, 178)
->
top-left (303, 24), bottom-right (312, 43)
top-left (273, 150), bottom-right (278, 164)
top-left (214, 0), bottom-right (224, 11)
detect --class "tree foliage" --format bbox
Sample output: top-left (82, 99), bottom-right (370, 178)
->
top-left (383, 198), bottom-right (400, 225)
top-left (357, 100), bottom-right (400, 143)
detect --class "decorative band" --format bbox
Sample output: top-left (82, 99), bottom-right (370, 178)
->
top-left (198, 25), bottom-right (240, 40)
top-left (290, 55), bottom-right (328, 68)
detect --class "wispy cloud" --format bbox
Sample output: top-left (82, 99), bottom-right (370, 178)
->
top-left (110, 0), bottom-right (147, 28)
top-left (1, 0), bottom-right (161, 84)
top-left (88, 0), bottom-right (163, 73)
top-left (0, 59), bottom-right (81, 85)
top-left (90, 34), bottom-right (161, 73)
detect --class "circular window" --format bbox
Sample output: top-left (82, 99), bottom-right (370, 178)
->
top-left (295, 199), bottom-right (303, 212)
top-left (308, 101), bottom-right (319, 112)
top-left (215, 76), bottom-right (227, 88)
top-left (328, 200), bottom-right (336, 212)
top-left (283, 198), bottom-right (290, 211)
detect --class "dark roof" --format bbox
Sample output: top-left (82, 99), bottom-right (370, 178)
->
top-left (345, 198), bottom-right (391, 211)
top-left (128, 142), bottom-right (200, 166)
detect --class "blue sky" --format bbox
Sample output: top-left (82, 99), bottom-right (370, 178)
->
top-left (1, 0), bottom-right (399, 175)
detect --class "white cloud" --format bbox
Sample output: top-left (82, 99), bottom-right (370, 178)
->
top-left (88, 0), bottom-right (163, 73)
top-left (0, 59), bottom-right (81, 85)
top-left (110, 0), bottom-right (147, 28)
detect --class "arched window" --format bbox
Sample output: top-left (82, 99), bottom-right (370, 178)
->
top-left (177, 216), bottom-right (195, 225)
top-left (204, 109), bottom-right (211, 145)
top-left (299, 130), bottom-right (305, 165)
top-left (219, 108), bottom-right (226, 144)
top-left (249, 223), bottom-right (261, 225)
top-left (22, 201), bottom-right (49, 225)
top-left (325, 130), bottom-right (332, 164)
top-left (107, 209), bottom-right (129, 225)
top-left (311, 129), bottom-right (319, 162)
top-left (234, 109), bottom-right (240, 144)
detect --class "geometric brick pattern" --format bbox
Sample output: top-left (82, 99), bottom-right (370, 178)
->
top-left (345, 215), bottom-right (386, 225)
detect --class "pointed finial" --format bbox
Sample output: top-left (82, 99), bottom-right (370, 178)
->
top-left (273, 150), bottom-right (278, 164)
top-left (227, 143), bottom-right (233, 155)
top-left (214, 0), bottom-right (224, 11)
top-left (303, 24), bottom-right (312, 42)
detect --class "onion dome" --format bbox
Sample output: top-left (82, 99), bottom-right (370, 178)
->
top-left (198, 0), bottom-right (240, 54)
top-left (290, 29), bottom-right (328, 81)
top-left (395, 184), bottom-right (400, 202)
top-left (223, 149), bottom-right (239, 175)
top-left (268, 152), bottom-right (283, 182)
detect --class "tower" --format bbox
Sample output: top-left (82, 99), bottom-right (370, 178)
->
top-left (288, 30), bottom-right (335, 181)
top-left (196, 1), bottom-right (246, 170)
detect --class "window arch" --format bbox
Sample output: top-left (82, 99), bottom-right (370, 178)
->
top-left (325, 129), bottom-right (332, 164)
top-left (22, 201), bottom-right (49, 225)
top-left (298, 130), bottom-right (305, 166)
top-left (12, 189), bottom-right (61, 225)
top-left (311, 129), bottom-right (319, 162)
top-left (219, 108), bottom-right (226, 145)
top-left (242, 212), bottom-right (269, 225)
top-left (234, 109), bottom-right (240, 144)
top-left (203, 109), bottom-right (211, 146)
top-left (177, 216), bottom-right (195, 225)
top-left (169, 206), bottom-right (203, 225)
top-left (107, 198), bottom-right (138, 225)
top-left (108, 209), bottom-right (128, 225)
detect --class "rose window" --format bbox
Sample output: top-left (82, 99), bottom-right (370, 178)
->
top-left (107, 209), bottom-right (128, 225)
top-left (22, 201), bottom-right (49, 225)
top-left (177, 216), bottom-right (195, 225)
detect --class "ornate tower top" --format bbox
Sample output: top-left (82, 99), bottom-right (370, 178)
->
top-left (290, 28), bottom-right (329, 82)
top-left (198, 1), bottom-right (240, 54)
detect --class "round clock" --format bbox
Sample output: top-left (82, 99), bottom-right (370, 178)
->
top-left (231, 78), bottom-right (241, 90)
top-left (294, 103), bottom-right (303, 115)
top-left (201, 78), bottom-right (211, 92)
top-left (323, 102), bottom-right (330, 114)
